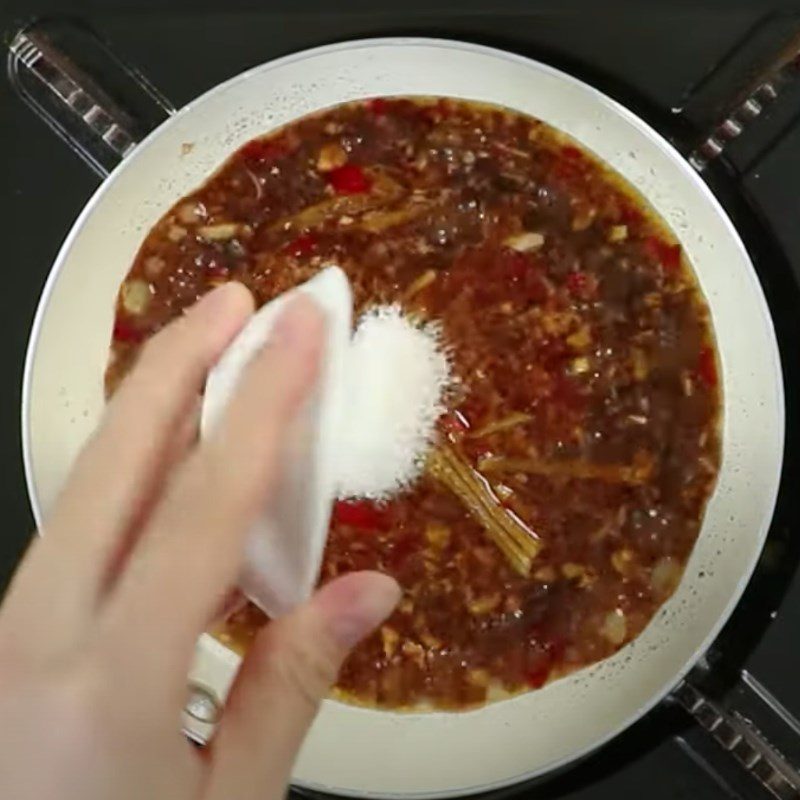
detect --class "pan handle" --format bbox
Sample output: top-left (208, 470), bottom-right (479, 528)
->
top-left (6, 18), bottom-right (175, 178)
top-left (687, 25), bottom-right (800, 172)
top-left (671, 674), bottom-right (800, 799)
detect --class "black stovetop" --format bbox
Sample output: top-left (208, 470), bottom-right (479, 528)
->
top-left (3, 4), bottom-right (800, 798)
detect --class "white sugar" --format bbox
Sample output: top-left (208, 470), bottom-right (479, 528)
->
top-left (336, 305), bottom-right (451, 500)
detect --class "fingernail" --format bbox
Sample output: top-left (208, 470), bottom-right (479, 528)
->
top-left (325, 572), bottom-right (402, 648)
top-left (272, 294), bottom-right (324, 351)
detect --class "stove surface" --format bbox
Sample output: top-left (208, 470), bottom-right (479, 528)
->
top-left (2, 4), bottom-right (799, 798)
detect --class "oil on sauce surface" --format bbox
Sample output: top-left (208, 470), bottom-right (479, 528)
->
top-left (107, 98), bottom-right (721, 710)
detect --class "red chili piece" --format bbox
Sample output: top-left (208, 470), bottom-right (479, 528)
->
top-left (561, 145), bottom-right (583, 160)
top-left (549, 145), bottom-right (585, 184)
top-left (112, 319), bottom-right (144, 344)
top-left (498, 251), bottom-right (550, 304)
top-left (525, 660), bottom-right (552, 689)
top-left (332, 500), bottom-right (390, 531)
top-left (697, 346), bottom-right (718, 388)
top-left (440, 411), bottom-right (469, 438)
top-left (551, 160), bottom-right (582, 183)
top-left (206, 265), bottom-right (230, 280)
top-left (525, 628), bottom-right (566, 687)
top-left (565, 271), bottom-right (588, 296)
top-left (285, 233), bottom-right (317, 258)
top-left (366, 97), bottom-right (389, 115)
top-left (619, 201), bottom-right (643, 227)
top-left (387, 534), bottom-right (419, 569)
top-left (327, 164), bottom-right (372, 195)
top-left (240, 138), bottom-right (287, 163)
top-left (501, 251), bottom-right (529, 283)
top-left (643, 236), bottom-right (682, 273)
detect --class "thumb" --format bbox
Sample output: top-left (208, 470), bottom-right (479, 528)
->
top-left (205, 571), bottom-right (400, 800)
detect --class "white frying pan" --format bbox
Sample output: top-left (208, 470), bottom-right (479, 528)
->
top-left (14, 32), bottom-right (784, 798)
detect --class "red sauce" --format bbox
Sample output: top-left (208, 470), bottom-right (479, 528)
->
top-left (107, 98), bottom-right (721, 710)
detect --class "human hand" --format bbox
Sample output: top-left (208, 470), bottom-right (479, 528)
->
top-left (0, 283), bottom-right (400, 800)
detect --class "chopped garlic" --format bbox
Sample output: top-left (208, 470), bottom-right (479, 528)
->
top-left (419, 629), bottom-right (442, 649)
top-left (611, 548), bottom-right (635, 576)
top-left (425, 522), bottom-right (451, 549)
top-left (198, 223), bottom-right (241, 241)
top-left (571, 207), bottom-right (596, 231)
top-left (534, 565), bottom-right (557, 583)
top-left (607, 224), bottom-right (628, 242)
top-left (176, 202), bottom-right (205, 225)
top-left (401, 640), bottom-right (426, 668)
top-left (167, 224), bottom-right (187, 242)
top-left (601, 609), bottom-right (627, 645)
top-left (562, 562), bottom-right (595, 588)
top-left (121, 280), bottom-right (153, 315)
top-left (398, 598), bottom-right (414, 615)
top-left (504, 231), bottom-right (545, 252)
top-left (650, 556), bottom-right (683, 597)
top-left (467, 668), bottom-right (491, 687)
top-left (570, 356), bottom-right (590, 374)
top-left (467, 593), bottom-right (502, 615)
top-left (316, 142), bottom-right (347, 172)
top-left (144, 255), bottom-right (165, 278)
top-left (562, 564), bottom-right (582, 579)
top-left (566, 325), bottom-right (591, 350)
top-left (381, 626), bottom-right (400, 658)
top-left (631, 348), bottom-right (649, 381)
top-left (493, 482), bottom-right (514, 502)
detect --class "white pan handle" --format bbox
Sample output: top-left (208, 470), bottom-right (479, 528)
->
top-left (6, 18), bottom-right (175, 178)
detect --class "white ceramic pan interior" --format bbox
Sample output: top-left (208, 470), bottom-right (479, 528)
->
top-left (22, 39), bottom-right (784, 797)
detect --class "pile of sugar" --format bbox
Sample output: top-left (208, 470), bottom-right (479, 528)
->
top-left (336, 305), bottom-right (451, 500)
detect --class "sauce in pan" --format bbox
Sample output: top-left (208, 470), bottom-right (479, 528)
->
top-left (107, 98), bottom-right (721, 709)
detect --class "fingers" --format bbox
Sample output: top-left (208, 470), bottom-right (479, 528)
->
top-left (100, 295), bottom-right (325, 680)
top-left (57, 282), bottom-right (253, 573)
top-left (99, 396), bottom-right (203, 595)
top-left (205, 573), bottom-right (400, 800)
top-left (3, 284), bottom-right (253, 651)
